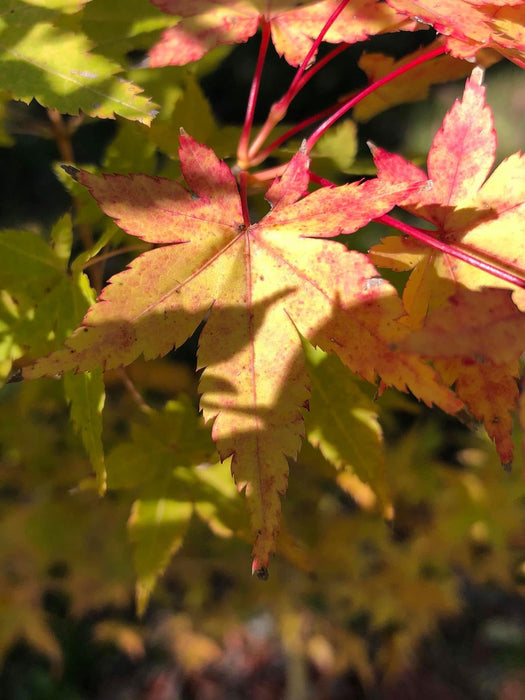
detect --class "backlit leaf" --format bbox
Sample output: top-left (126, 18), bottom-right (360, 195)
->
top-left (0, 0), bottom-right (157, 123)
top-left (129, 498), bottom-right (193, 615)
top-left (354, 41), bottom-right (500, 122)
top-left (0, 217), bottom-right (106, 486)
top-left (403, 287), bottom-right (524, 465)
top-left (369, 69), bottom-right (525, 327)
top-left (302, 340), bottom-right (392, 517)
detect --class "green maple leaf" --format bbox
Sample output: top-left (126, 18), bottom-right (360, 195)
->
top-left (386, 0), bottom-right (525, 68)
top-left (107, 397), bottom-right (247, 613)
top-left (0, 0), bottom-right (157, 123)
top-left (303, 340), bottom-right (392, 518)
top-left (22, 133), bottom-right (462, 576)
top-left (0, 216), bottom-right (106, 489)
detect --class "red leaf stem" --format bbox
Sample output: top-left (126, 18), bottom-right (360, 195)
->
top-left (377, 214), bottom-right (525, 289)
top-left (237, 18), bottom-right (272, 167)
top-left (239, 170), bottom-right (251, 228)
top-left (292, 42), bottom-right (350, 97)
top-left (249, 104), bottom-right (340, 169)
top-left (307, 167), bottom-right (525, 289)
top-left (308, 170), bottom-right (336, 188)
top-left (289, 0), bottom-right (352, 94)
top-left (305, 44), bottom-right (448, 151)
top-left (246, 0), bottom-right (352, 161)
top-left (248, 163), bottom-right (288, 183)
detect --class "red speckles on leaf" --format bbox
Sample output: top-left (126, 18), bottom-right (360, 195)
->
top-left (403, 286), bottom-right (525, 465)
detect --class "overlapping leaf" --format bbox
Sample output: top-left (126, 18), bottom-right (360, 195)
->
top-left (403, 287), bottom-right (525, 466)
top-left (386, 0), bottom-right (525, 68)
top-left (0, 217), bottom-right (106, 489)
top-left (368, 69), bottom-right (525, 465)
top-left (353, 41), bottom-right (499, 123)
top-left (22, 133), bottom-right (462, 575)
top-left (106, 397), bottom-right (247, 613)
top-left (369, 68), bottom-right (525, 325)
top-left (148, 0), bottom-right (416, 67)
top-left (302, 340), bottom-right (392, 517)
top-left (79, 0), bottom-right (175, 62)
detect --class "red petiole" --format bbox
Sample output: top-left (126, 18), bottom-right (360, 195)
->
top-left (239, 171), bottom-right (251, 228)
top-left (376, 214), bottom-right (525, 289)
top-left (246, 0), bottom-right (352, 161)
top-left (237, 18), bottom-right (272, 168)
top-left (247, 43), bottom-right (448, 169)
top-left (305, 44), bottom-right (448, 151)
top-left (308, 170), bottom-right (525, 289)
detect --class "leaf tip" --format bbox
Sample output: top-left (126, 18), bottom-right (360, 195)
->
top-left (6, 367), bottom-right (23, 383)
top-left (252, 555), bottom-right (269, 580)
top-left (180, 126), bottom-right (187, 135)
top-left (252, 565), bottom-right (269, 581)
top-left (299, 139), bottom-right (308, 155)
top-left (383, 503), bottom-right (395, 523)
top-left (471, 65), bottom-right (484, 86)
top-left (502, 461), bottom-right (512, 474)
top-left (61, 164), bottom-right (81, 182)
top-left (367, 140), bottom-right (377, 155)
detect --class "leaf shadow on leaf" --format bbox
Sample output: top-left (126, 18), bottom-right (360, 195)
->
top-left (23, 287), bottom-right (296, 376)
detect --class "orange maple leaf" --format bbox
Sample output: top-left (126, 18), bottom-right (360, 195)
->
top-left (22, 134), bottom-right (462, 575)
top-left (367, 68), bottom-right (525, 466)
top-left (386, 0), bottom-right (525, 67)
top-left (353, 40), bottom-right (499, 123)
top-left (403, 287), bottom-right (525, 466)
top-left (148, 0), bottom-right (414, 67)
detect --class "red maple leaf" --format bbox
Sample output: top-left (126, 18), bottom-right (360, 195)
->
top-left (148, 0), bottom-right (415, 67)
top-left (369, 67), bottom-right (525, 326)
top-left (386, 0), bottom-right (525, 68)
top-left (367, 68), bottom-right (525, 465)
top-left (403, 287), bottom-right (525, 465)
top-left (21, 134), bottom-right (462, 575)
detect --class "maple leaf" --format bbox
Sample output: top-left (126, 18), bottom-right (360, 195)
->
top-left (403, 286), bottom-right (525, 467)
top-left (0, 0), bottom-right (157, 123)
top-left (303, 340), bottom-right (393, 518)
top-left (0, 216), bottom-right (106, 490)
top-left (148, 0), bottom-right (415, 67)
top-left (385, 0), bottom-right (525, 68)
top-left (80, 0), bottom-right (176, 63)
top-left (353, 40), bottom-right (500, 123)
top-left (22, 133), bottom-right (462, 576)
top-left (435, 357), bottom-right (518, 468)
top-left (404, 288), bottom-right (525, 368)
top-left (369, 68), bottom-right (525, 327)
top-left (521, 372), bottom-right (525, 467)
top-left (366, 67), bottom-right (525, 466)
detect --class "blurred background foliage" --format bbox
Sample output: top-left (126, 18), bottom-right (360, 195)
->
top-left (0, 2), bottom-right (525, 698)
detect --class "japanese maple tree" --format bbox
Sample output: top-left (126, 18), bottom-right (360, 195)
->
top-left (2, 0), bottom-right (525, 611)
